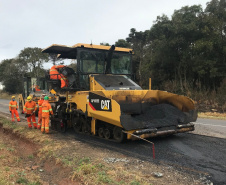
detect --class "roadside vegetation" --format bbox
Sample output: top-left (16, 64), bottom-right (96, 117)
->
top-left (0, 117), bottom-right (152, 185)
top-left (198, 112), bottom-right (226, 120)
top-left (0, 91), bottom-right (19, 100)
top-left (0, 118), bottom-right (42, 185)
top-left (0, 116), bottom-right (203, 185)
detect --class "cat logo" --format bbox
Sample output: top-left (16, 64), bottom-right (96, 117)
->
top-left (89, 92), bottom-right (112, 112)
top-left (101, 100), bottom-right (110, 110)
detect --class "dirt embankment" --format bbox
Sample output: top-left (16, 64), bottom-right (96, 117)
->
top-left (0, 116), bottom-right (205, 185)
top-left (0, 122), bottom-right (76, 185)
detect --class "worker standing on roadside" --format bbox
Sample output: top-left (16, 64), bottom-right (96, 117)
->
top-left (23, 96), bottom-right (37, 129)
top-left (50, 65), bottom-right (68, 88)
top-left (9, 96), bottom-right (21, 122)
top-left (41, 96), bottom-right (53, 134)
top-left (37, 94), bottom-right (45, 129)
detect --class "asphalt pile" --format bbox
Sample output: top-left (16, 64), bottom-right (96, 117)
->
top-left (133, 104), bottom-right (189, 128)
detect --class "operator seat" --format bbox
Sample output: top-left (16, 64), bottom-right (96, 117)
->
top-left (59, 67), bottom-right (78, 89)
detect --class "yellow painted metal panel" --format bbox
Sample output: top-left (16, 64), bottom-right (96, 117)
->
top-left (42, 43), bottom-right (133, 54)
top-left (91, 118), bottom-right (96, 135)
top-left (89, 76), bottom-right (105, 91)
top-left (72, 43), bottom-right (133, 53)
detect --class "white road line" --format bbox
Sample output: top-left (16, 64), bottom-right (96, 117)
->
top-left (194, 122), bottom-right (226, 128)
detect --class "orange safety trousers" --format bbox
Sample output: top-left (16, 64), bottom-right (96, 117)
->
top-left (9, 100), bottom-right (20, 122)
top-left (37, 99), bottom-right (44, 129)
top-left (27, 114), bottom-right (37, 128)
top-left (11, 110), bottom-right (20, 122)
top-left (41, 117), bottom-right (49, 133)
top-left (37, 112), bottom-right (42, 129)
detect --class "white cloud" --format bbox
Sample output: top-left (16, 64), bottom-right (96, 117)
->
top-left (0, 0), bottom-right (208, 61)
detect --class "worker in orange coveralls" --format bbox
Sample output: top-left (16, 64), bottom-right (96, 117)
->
top-left (9, 96), bottom-right (21, 122)
top-left (34, 85), bottom-right (41, 91)
top-left (41, 96), bottom-right (53, 134)
top-left (23, 96), bottom-right (37, 129)
top-left (49, 65), bottom-right (68, 88)
top-left (37, 94), bottom-right (45, 129)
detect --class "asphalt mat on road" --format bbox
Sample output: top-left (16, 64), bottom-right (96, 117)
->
top-left (63, 129), bottom-right (226, 185)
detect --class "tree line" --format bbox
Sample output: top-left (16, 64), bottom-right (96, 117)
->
top-left (0, 0), bottom-right (225, 107)
top-left (0, 48), bottom-right (62, 93)
top-left (114, 0), bottom-right (226, 94)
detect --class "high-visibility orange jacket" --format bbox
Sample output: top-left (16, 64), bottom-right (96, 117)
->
top-left (35, 85), bottom-right (41, 91)
top-left (50, 65), bottom-right (65, 80)
top-left (42, 100), bottom-right (53, 117)
top-left (23, 101), bottom-right (37, 114)
top-left (50, 65), bottom-right (68, 88)
top-left (9, 101), bottom-right (18, 111)
top-left (38, 99), bottom-right (44, 114)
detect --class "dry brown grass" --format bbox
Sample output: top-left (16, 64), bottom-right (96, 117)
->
top-left (162, 79), bottom-right (226, 113)
top-left (0, 116), bottom-right (204, 185)
top-left (0, 118), bottom-right (42, 184)
top-left (0, 91), bottom-right (19, 100)
top-left (198, 112), bottom-right (226, 120)
top-left (0, 117), bottom-right (160, 185)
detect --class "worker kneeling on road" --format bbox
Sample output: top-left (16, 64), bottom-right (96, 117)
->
top-left (9, 96), bottom-right (20, 122)
top-left (50, 65), bottom-right (68, 88)
top-left (41, 96), bottom-right (53, 134)
top-left (23, 96), bottom-right (37, 129)
top-left (37, 94), bottom-right (45, 129)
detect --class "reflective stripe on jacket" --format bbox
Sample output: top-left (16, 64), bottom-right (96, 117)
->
top-left (38, 99), bottom-right (44, 114)
top-left (23, 101), bottom-right (37, 114)
top-left (42, 100), bottom-right (53, 117)
top-left (50, 65), bottom-right (65, 79)
top-left (9, 101), bottom-right (18, 111)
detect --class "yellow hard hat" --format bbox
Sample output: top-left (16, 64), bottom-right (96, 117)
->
top-left (27, 96), bottom-right (32, 101)
top-left (12, 96), bottom-right (15, 99)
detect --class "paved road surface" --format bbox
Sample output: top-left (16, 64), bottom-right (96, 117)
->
top-left (1, 99), bottom-right (226, 184)
top-left (71, 124), bottom-right (226, 185)
top-left (0, 99), bottom-right (10, 113)
top-left (193, 118), bottom-right (226, 139)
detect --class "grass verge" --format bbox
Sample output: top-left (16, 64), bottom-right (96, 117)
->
top-left (0, 116), bottom-right (204, 185)
top-left (0, 118), bottom-right (42, 185)
top-left (198, 112), bottom-right (226, 120)
top-left (0, 117), bottom-right (153, 185)
top-left (0, 92), bottom-right (19, 100)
